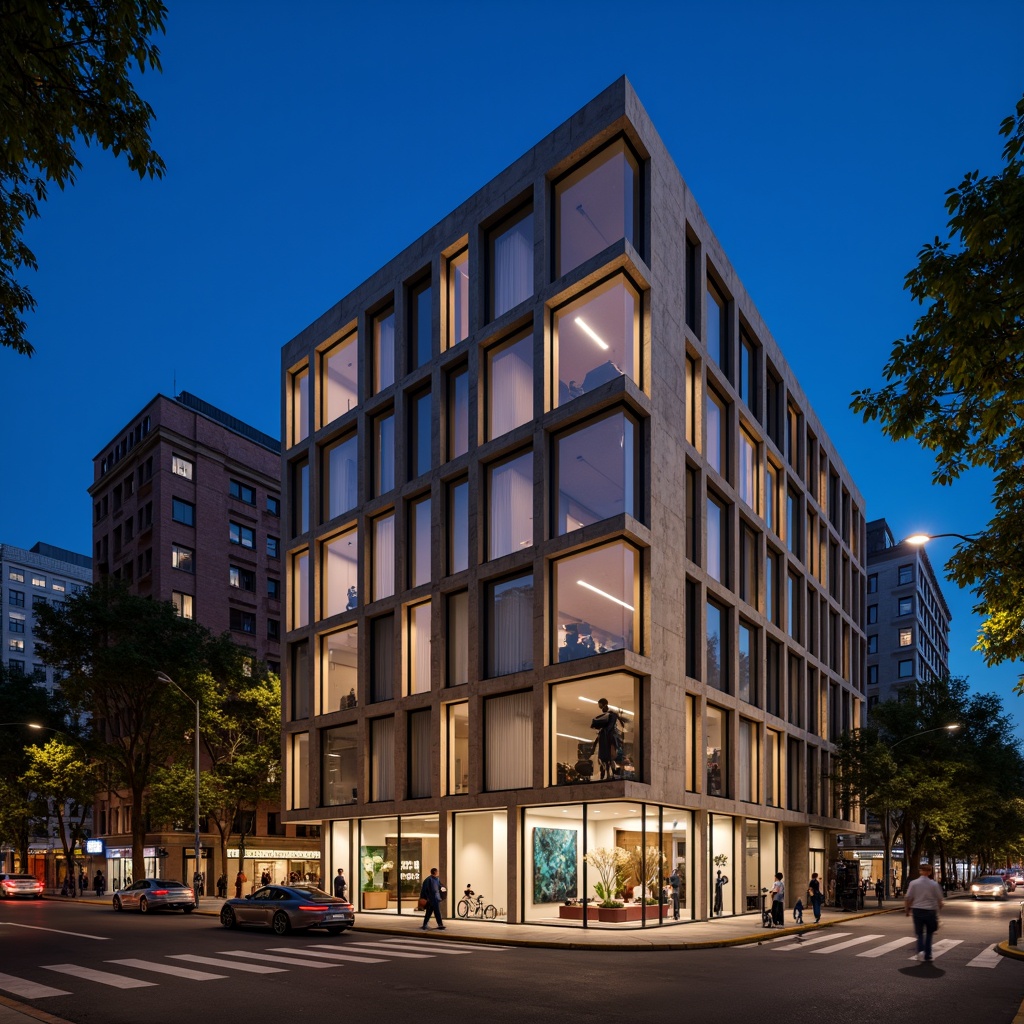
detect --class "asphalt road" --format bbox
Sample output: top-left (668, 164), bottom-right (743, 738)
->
top-left (0, 898), bottom-right (1020, 1024)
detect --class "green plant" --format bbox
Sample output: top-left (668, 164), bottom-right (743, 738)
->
top-left (584, 846), bottom-right (628, 907)
top-left (713, 853), bottom-right (729, 869)
top-left (362, 854), bottom-right (385, 891)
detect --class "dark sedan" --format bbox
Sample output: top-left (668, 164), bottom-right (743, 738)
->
top-left (220, 883), bottom-right (355, 936)
top-left (112, 878), bottom-right (196, 913)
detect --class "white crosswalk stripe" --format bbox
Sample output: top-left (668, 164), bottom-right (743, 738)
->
top-left (377, 937), bottom-right (512, 952)
top-left (214, 950), bottom-right (340, 968)
top-left (857, 936), bottom-right (916, 958)
top-left (810, 934), bottom-right (884, 954)
top-left (967, 946), bottom-right (1002, 968)
top-left (266, 947), bottom-right (388, 963)
top-left (0, 972), bottom-right (71, 999)
top-left (342, 939), bottom-right (476, 955)
top-left (907, 938), bottom-right (962, 960)
top-left (42, 963), bottom-right (156, 988)
top-left (328, 942), bottom-right (434, 958)
top-left (106, 958), bottom-right (226, 980)
top-left (773, 932), bottom-right (852, 951)
top-left (167, 954), bottom-right (286, 974)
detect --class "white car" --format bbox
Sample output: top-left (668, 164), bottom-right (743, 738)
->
top-left (971, 875), bottom-right (1008, 900)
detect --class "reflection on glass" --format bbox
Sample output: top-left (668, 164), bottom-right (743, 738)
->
top-left (706, 600), bottom-right (725, 691)
top-left (448, 479), bottom-right (468, 574)
top-left (447, 591), bottom-right (468, 685)
top-left (322, 528), bottom-right (358, 618)
top-left (373, 308), bottom-right (395, 393)
top-left (409, 495), bottom-right (431, 588)
top-left (322, 723), bottom-right (357, 805)
top-left (448, 367), bottom-right (469, 459)
top-left (375, 412), bottom-right (394, 496)
top-left (449, 249), bottom-right (469, 347)
top-left (291, 732), bottom-right (309, 808)
top-left (292, 550), bottom-right (309, 628)
top-left (291, 366), bottom-right (309, 446)
top-left (490, 210), bottom-right (533, 318)
top-left (739, 430), bottom-right (757, 510)
top-left (409, 278), bottom-right (432, 369)
top-left (411, 389), bottom-right (432, 478)
top-left (323, 332), bottom-right (358, 424)
top-left (324, 434), bottom-right (358, 522)
top-left (706, 705), bottom-right (727, 796)
top-left (323, 627), bottom-right (358, 713)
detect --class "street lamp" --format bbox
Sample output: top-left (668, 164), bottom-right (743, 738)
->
top-left (904, 532), bottom-right (982, 546)
top-left (156, 672), bottom-right (201, 903)
top-left (879, 724), bottom-right (960, 900)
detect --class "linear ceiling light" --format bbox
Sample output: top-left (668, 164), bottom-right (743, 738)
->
top-left (577, 578), bottom-right (634, 611)
top-left (574, 316), bottom-right (609, 350)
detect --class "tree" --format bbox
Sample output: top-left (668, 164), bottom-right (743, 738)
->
top-left (851, 93), bottom-right (1024, 681)
top-left (0, 0), bottom-right (166, 356)
top-left (34, 579), bottom-right (211, 882)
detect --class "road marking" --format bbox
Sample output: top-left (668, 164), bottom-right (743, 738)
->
top-left (266, 947), bottom-right (387, 964)
top-left (215, 950), bottom-right (339, 968)
top-left (811, 934), bottom-right (885, 954)
top-left (41, 964), bottom-right (156, 988)
top-left (967, 946), bottom-right (1003, 968)
top-left (907, 938), bottom-right (963, 961)
top-left (106, 958), bottom-right (226, 980)
top-left (359, 940), bottom-right (477, 955)
top-left (0, 972), bottom-right (71, 999)
top-left (378, 937), bottom-right (512, 952)
top-left (325, 942), bottom-right (433, 958)
top-left (0, 922), bottom-right (108, 941)
top-left (168, 954), bottom-right (286, 973)
top-left (774, 932), bottom-right (852, 951)
top-left (857, 937), bottom-right (917, 957)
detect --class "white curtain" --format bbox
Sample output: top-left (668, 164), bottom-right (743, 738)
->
top-left (328, 440), bottom-right (358, 519)
top-left (375, 314), bottom-right (395, 390)
top-left (377, 415), bottom-right (394, 494)
top-left (738, 720), bottom-right (753, 802)
top-left (493, 214), bottom-right (533, 316)
top-left (485, 691), bottom-right (532, 790)
top-left (489, 455), bottom-right (533, 559)
top-left (410, 602), bottom-right (431, 694)
top-left (489, 337), bottom-right (533, 437)
top-left (448, 592), bottom-right (469, 685)
top-left (374, 515), bottom-right (395, 599)
top-left (490, 578), bottom-right (533, 676)
top-left (409, 710), bottom-right (431, 798)
top-left (371, 717), bottom-right (394, 801)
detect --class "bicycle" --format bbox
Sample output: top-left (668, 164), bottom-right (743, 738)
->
top-left (758, 888), bottom-right (774, 928)
top-left (456, 888), bottom-right (497, 920)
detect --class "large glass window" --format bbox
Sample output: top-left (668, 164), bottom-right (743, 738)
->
top-left (739, 429), bottom-right (758, 510)
top-left (739, 718), bottom-right (758, 802)
top-left (487, 330), bottom-right (533, 439)
top-left (446, 702), bottom-right (469, 794)
top-left (448, 366), bottom-right (469, 459)
top-left (374, 412), bottom-right (395, 496)
top-left (410, 388), bottom-right (432, 479)
top-left (447, 478), bottom-right (468, 575)
top-left (373, 513), bottom-right (395, 600)
top-left (322, 724), bottom-right (357, 806)
top-left (322, 528), bottom-right (358, 618)
top-left (706, 705), bottom-right (728, 796)
top-left (323, 627), bottom-right (358, 713)
top-left (409, 495), bottom-right (431, 588)
top-left (370, 717), bottom-right (395, 801)
top-left (766, 729), bottom-right (781, 806)
top-left (408, 601), bottom-right (431, 695)
top-left (487, 573), bottom-right (533, 677)
top-left (489, 207), bottom-right (533, 318)
top-left (765, 462), bottom-right (779, 535)
top-left (738, 620), bottom-right (756, 705)
top-left (291, 641), bottom-right (310, 720)
top-left (553, 541), bottom-right (638, 663)
top-left (707, 391), bottom-right (726, 477)
top-left (323, 433), bottom-right (358, 522)
top-left (554, 409), bottom-right (636, 535)
top-left (292, 458), bottom-right (310, 536)
top-left (739, 328), bottom-right (758, 413)
top-left (706, 494), bottom-right (726, 584)
top-left (371, 614), bottom-right (394, 702)
top-left (171, 498), bottom-right (194, 527)
top-left (549, 673), bottom-right (639, 786)
top-left (555, 137), bottom-right (639, 277)
top-left (171, 543), bottom-right (194, 573)
top-left (408, 708), bottom-right (431, 798)
top-left (448, 248), bottom-right (469, 347)
top-left (409, 276), bottom-right (432, 369)
top-left (290, 732), bottom-right (309, 809)
top-left (484, 691), bottom-right (532, 790)
top-left (373, 308), bottom-right (395, 394)
top-left (447, 591), bottom-right (469, 686)
top-left (739, 522), bottom-right (758, 609)
top-left (291, 365), bottom-right (309, 446)
top-left (292, 550), bottom-right (309, 628)
top-left (488, 451), bottom-right (533, 559)
top-left (322, 331), bottom-right (358, 424)
top-left (706, 281), bottom-right (726, 369)
top-left (552, 276), bottom-right (639, 407)
top-left (706, 600), bottom-right (728, 692)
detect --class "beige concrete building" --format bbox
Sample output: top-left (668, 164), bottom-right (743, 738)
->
top-left (280, 79), bottom-right (866, 927)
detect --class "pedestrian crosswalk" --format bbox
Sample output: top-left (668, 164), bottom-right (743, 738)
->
top-left (744, 930), bottom-right (1003, 967)
top-left (0, 936), bottom-right (511, 1001)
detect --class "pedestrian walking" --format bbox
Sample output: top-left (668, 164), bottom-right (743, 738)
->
top-left (333, 868), bottom-right (347, 900)
top-left (875, 878), bottom-right (884, 907)
top-left (808, 872), bottom-right (823, 923)
top-left (770, 872), bottom-right (785, 926)
top-left (78, 870), bottom-right (87, 896)
top-left (904, 862), bottom-right (943, 962)
top-left (234, 869), bottom-right (246, 899)
top-left (669, 866), bottom-right (681, 920)
top-left (217, 873), bottom-right (227, 898)
top-left (419, 867), bottom-right (446, 930)
top-left (93, 870), bottom-right (105, 897)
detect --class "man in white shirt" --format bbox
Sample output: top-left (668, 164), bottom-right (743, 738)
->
top-left (904, 863), bottom-right (944, 961)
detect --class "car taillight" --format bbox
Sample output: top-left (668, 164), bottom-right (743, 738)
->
top-left (298, 904), bottom-right (329, 912)
top-left (152, 889), bottom-right (169, 895)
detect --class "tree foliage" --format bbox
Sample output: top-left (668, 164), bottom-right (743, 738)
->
top-left (851, 93), bottom-right (1024, 679)
top-left (0, 0), bottom-right (166, 356)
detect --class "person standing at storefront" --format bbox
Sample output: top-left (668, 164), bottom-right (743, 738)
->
top-left (770, 872), bottom-right (785, 926)
top-left (419, 867), bottom-right (446, 930)
top-left (234, 869), bottom-right (246, 899)
top-left (333, 867), bottom-right (347, 900)
top-left (217, 873), bottom-right (227, 898)
top-left (669, 866), bottom-right (681, 920)
top-left (808, 872), bottom-right (823, 923)
top-left (93, 870), bottom-right (105, 897)
top-left (78, 870), bottom-right (87, 896)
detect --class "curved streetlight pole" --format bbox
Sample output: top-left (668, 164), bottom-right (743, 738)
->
top-left (904, 532), bottom-right (982, 546)
top-left (880, 724), bottom-right (960, 900)
top-left (156, 672), bottom-right (201, 903)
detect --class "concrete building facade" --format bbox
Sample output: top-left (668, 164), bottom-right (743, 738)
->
top-left (280, 79), bottom-right (866, 927)
top-left (89, 391), bottom-right (318, 889)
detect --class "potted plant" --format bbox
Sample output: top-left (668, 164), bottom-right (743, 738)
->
top-left (361, 854), bottom-right (389, 909)
top-left (584, 847), bottom-right (634, 922)
top-left (624, 844), bottom-right (668, 917)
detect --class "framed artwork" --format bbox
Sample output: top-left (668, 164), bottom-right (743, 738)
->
top-left (533, 826), bottom-right (578, 903)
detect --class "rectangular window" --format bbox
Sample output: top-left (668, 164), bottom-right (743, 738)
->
top-left (448, 478), bottom-right (469, 575)
top-left (739, 429), bottom-right (758, 510)
top-left (370, 717), bottom-right (395, 801)
top-left (706, 704), bottom-right (728, 796)
top-left (685, 354), bottom-right (697, 446)
top-left (552, 274), bottom-right (639, 407)
top-left (171, 455), bottom-right (193, 479)
top-left (323, 433), bottom-right (358, 522)
top-left (408, 708), bottom-right (431, 799)
top-left (32, 575), bottom-right (46, 588)
top-left (8, 613), bottom-right (26, 633)
top-left (374, 411), bottom-right (395, 496)
top-left (448, 248), bottom-right (469, 347)
top-left (229, 608), bottom-right (256, 634)
top-left (867, 665), bottom-right (879, 686)
top-left (787, 653), bottom-right (803, 727)
top-left (706, 599), bottom-right (728, 692)
top-left (706, 494), bottom-right (727, 584)
top-left (267, 535), bottom-right (280, 559)
top-left (488, 451), bottom-right (533, 559)
top-left (408, 276), bottom-right (432, 369)
top-left (867, 604), bottom-right (878, 624)
top-left (322, 723), bottom-right (357, 806)
top-left (739, 523), bottom-right (758, 610)
top-left (8, 570), bottom-right (24, 582)
top-left (290, 732), bottom-right (308, 809)
top-left (229, 479), bottom-right (256, 505)
top-left (738, 620), bottom-right (756, 705)
top-left (487, 330), bottom-right (533, 439)
top-left (555, 409), bottom-right (636, 535)
top-left (899, 627), bottom-right (913, 647)
top-left (268, 578), bottom-right (281, 601)
top-left (867, 634), bottom-right (878, 654)
top-left (447, 702), bottom-right (469, 794)
top-left (373, 513), bottom-right (395, 600)
top-left (370, 614), bottom-right (395, 702)
top-left (766, 639), bottom-right (781, 717)
top-left (553, 540), bottom-right (638, 662)
top-left (409, 495), bottom-right (431, 588)
top-left (447, 591), bottom-right (469, 686)
top-left (867, 573), bottom-right (878, 594)
top-left (322, 330), bottom-right (358, 425)
top-left (555, 137), bottom-right (639, 277)
top-left (786, 489), bottom-right (800, 554)
top-left (766, 371), bottom-right (782, 448)
top-left (898, 596), bottom-right (913, 616)
top-left (408, 601), bottom-right (431, 695)
top-left (739, 718), bottom-right (759, 802)
top-left (267, 619), bottom-right (280, 641)
top-left (484, 691), bottom-right (532, 790)
top-left (229, 565), bottom-right (255, 591)
top-left (8, 639), bottom-right (24, 652)
top-left (706, 280), bottom-right (726, 369)
top-left (322, 528), bottom-right (358, 617)
top-left (686, 465), bottom-right (699, 563)
top-left (323, 626), bottom-right (358, 712)
top-left (766, 729), bottom-right (781, 807)
top-left (292, 550), bottom-right (309, 628)
top-left (447, 365), bottom-right (469, 460)
top-left (291, 366), bottom-right (309, 446)
top-left (707, 391), bottom-right (726, 477)
top-left (739, 329), bottom-right (758, 413)
top-left (373, 307), bottom-right (395, 394)
top-left (787, 573), bottom-right (801, 641)
top-left (267, 495), bottom-right (281, 517)
top-left (171, 544), bottom-right (194, 573)
top-left (765, 548), bottom-right (780, 625)
top-left (229, 522), bottom-right (255, 548)
top-left (292, 459), bottom-right (309, 536)
top-left (409, 388), bottom-right (432, 478)
top-left (487, 573), bottom-right (533, 677)
top-left (8, 590), bottom-right (24, 607)
top-left (898, 564), bottom-right (914, 585)
top-left (489, 207), bottom-right (533, 318)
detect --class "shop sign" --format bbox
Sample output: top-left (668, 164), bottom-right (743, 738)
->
top-left (227, 848), bottom-right (320, 860)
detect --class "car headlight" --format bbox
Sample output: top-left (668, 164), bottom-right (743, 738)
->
top-left (972, 885), bottom-right (980, 892)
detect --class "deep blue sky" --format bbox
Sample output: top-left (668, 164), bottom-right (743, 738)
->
top-left (3, 1), bottom-right (1022, 721)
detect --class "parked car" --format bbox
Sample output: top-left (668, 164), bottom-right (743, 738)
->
top-left (220, 883), bottom-right (355, 936)
top-left (971, 875), bottom-right (1008, 900)
top-left (1002, 875), bottom-right (1017, 892)
top-left (0, 873), bottom-right (44, 899)
top-left (112, 878), bottom-right (196, 913)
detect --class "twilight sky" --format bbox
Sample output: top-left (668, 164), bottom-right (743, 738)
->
top-left (3, 0), bottom-right (1022, 724)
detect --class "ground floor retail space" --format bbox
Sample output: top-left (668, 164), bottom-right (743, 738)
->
top-left (325, 802), bottom-right (839, 927)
